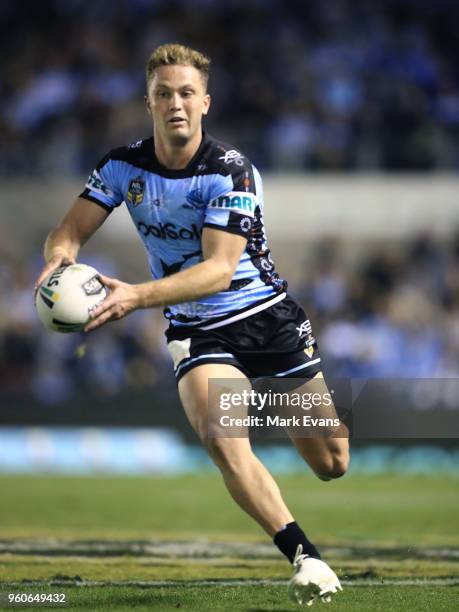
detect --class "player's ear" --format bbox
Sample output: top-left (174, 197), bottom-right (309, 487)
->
top-left (144, 95), bottom-right (152, 115)
top-left (143, 96), bottom-right (151, 115)
top-left (202, 94), bottom-right (211, 116)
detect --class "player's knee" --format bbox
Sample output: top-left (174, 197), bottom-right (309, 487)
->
top-left (203, 437), bottom-right (245, 474)
top-left (314, 451), bottom-right (349, 481)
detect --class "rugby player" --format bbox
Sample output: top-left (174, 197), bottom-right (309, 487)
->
top-left (35, 44), bottom-right (348, 606)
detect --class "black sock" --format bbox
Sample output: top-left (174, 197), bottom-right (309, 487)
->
top-left (273, 521), bottom-right (321, 563)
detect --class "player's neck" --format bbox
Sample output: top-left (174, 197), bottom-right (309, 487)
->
top-left (154, 130), bottom-right (202, 170)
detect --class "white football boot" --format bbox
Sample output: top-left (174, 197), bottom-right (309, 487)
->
top-left (288, 545), bottom-right (342, 606)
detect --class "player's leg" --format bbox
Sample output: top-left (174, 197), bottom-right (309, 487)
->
top-left (179, 362), bottom-right (342, 606)
top-left (288, 372), bottom-right (350, 481)
top-left (178, 362), bottom-right (294, 535)
top-left (237, 294), bottom-right (348, 482)
top-left (292, 435), bottom-right (349, 482)
top-left (275, 372), bottom-right (346, 604)
top-left (169, 305), bottom-right (343, 605)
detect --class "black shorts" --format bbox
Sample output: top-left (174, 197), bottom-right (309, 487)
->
top-left (165, 295), bottom-right (322, 383)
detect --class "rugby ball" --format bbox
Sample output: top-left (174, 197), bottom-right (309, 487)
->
top-left (36, 264), bottom-right (107, 333)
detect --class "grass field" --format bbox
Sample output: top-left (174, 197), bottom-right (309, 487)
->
top-left (0, 473), bottom-right (457, 610)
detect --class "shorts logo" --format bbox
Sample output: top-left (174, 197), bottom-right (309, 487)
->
top-left (127, 178), bottom-right (145, 207)
top-left (297, 319), bottom-right (316, 359)
top-left (304, 343), bottom-right (315, 359)
top-left (209, 192), bottom-right (255, 217)
top-left (218, 150), bottom-right (244, 166)
top-left (296, 320), bottom-right (312, 338)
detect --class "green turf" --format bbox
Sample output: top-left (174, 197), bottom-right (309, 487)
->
top-left (0, 474), bottom-right (456, 545)
top-left (0, 473), bottom-right (457, 610)
top-left (0, 585), bottom-right (458, 611)
top-left (0, 555), bottom-right (458, 582)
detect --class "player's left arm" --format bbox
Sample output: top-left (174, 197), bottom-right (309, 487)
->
top-left (84, 227), bottom-right (246, 332)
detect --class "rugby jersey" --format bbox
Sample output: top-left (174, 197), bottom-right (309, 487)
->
top-left (80, 131), bottom-right (286, 327)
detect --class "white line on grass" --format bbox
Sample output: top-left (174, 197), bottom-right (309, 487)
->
top-left (0, 540), bottom-right (458, 560)
top-left (1, 578), bottom-right (458, 587)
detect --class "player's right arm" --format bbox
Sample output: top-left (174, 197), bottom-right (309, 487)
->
top-left (36, 147), bottom-right (122, 290)
top-left (34, 197), bottom-right (109, 290)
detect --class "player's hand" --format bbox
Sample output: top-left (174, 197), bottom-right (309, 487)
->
top-left (34, 253), bottom-right (75, 295)
top-left (84, 274), bottom-right (141, 332)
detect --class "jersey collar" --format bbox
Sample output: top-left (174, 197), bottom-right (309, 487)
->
top-left (149, 130), bottom-right (211, 178)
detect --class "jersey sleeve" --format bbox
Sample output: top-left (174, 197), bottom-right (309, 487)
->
top-left (203, 153), bottom-right (257, 238)
top-left (79, 152), bottom-right (124, 212)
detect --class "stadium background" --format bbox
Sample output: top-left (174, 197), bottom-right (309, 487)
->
top-left (1, 0), bottom-right (458, 468)
top-left (0, 2), bottom-right (458, 609)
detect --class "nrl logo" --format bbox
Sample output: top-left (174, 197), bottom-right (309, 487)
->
top-left (127, 177), bottom-right (145, 207)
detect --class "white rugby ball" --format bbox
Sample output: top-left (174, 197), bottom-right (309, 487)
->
top-left (36, 264), bottom-right (107, 333)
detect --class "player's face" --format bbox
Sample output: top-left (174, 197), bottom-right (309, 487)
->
top-left (146, 65), bottom-right (210, 146)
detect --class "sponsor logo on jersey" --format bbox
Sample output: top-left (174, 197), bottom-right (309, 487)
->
top-left (127, 178), bottom-right (145, 207)
top-left (218, 149), bottom-right (245, 166)
top-left (137, 221), bottom-right (201, 241)
top-left (87, 170), bottom-right (110, 196)
top-left (209, 191), bottom-right (255, 216)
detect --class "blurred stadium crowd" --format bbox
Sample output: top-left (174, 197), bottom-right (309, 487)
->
top-left (2, 0), bottom-right (459, 175)
top-left (1, 0), bottom-right (458, 409)
top-left (1, 231), bottom-right (459, 406)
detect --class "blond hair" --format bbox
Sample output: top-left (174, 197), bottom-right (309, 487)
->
top-left (146, 43), bottom-right (210, 90)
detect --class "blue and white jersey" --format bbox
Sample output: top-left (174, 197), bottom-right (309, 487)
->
top-left (80, 132), bottom-right (286, 327)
